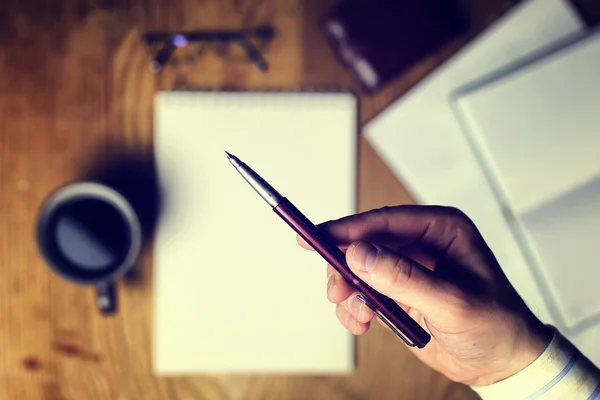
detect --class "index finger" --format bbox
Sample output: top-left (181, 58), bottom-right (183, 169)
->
top-left (297, 205), bottom-right (480, 259)
top-left (296, 232), bottom-right (352, 251)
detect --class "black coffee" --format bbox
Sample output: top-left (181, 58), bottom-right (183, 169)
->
top-left (47, 198), bottom-right (130, 277)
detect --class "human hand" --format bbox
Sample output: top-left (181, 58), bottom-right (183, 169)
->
top-left (297, 205), bottom-right (552, 386)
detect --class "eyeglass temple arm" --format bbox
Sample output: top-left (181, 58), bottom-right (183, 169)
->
top-left (149, 42), bottom-right (177, 72)
top-left (237, 40), bottom-right (269, 72)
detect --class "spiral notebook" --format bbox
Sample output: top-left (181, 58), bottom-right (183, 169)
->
top-left (153, 91), bottom-right (357, 375)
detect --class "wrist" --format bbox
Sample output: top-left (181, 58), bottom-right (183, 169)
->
top-left (474, 317), bottom-right (553, 387)
top-left (509, 320), bottom-right (554, 379)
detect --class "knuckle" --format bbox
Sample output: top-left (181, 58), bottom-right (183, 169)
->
top-left (443, 205), bottom-right (468, 219)
top-left (375, 205), bottom-right (394, 216)
top-left (444, 206), bottom-right (476, 231)
top-left (387, 256), bottom-right (414, 295)
top-left (436, 206), bottom-right (481, 245)
top-left (369, 206), bottom-right (392, 228)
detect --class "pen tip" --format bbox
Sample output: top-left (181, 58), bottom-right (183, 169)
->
top-left (225, 151), bottom-right (232, 159)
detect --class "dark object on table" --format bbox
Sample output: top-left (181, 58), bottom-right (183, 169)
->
top-left (322, 0), bottom-right (469, 93)
top-left (36, 182), bottom-right (143, 315)
top-left (142, 26), bottom-right (276, 73)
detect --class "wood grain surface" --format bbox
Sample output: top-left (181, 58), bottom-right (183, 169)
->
top-left (1, 0), bottom-right (598, 399)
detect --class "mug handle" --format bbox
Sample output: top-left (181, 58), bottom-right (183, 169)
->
top-left (96, 282), bottom-right (117, 315)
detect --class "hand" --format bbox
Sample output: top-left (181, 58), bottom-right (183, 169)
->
top-left (297, 205), bottom-right (552, 386)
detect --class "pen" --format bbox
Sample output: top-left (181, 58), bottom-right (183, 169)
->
top-left (225, 152), bottom-right (431, 348)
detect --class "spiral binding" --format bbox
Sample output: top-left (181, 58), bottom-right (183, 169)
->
top-left (155, 88), bottom-right (359, 111)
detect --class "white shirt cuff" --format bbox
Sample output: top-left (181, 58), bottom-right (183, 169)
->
top-left (471, 327), bottom-right (600, 399)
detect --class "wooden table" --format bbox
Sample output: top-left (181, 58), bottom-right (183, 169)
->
top-left (1, 1), bottom-right (598, 399)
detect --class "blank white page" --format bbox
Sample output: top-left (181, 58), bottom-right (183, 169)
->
top-left (454, 30), bottom-right (600, 215)
top-left (454, 30), bottom-right (600, 331)
top-left (153, 91), bottom-right (356, 375)
top-left (520, 175), bottom-right (600, 328)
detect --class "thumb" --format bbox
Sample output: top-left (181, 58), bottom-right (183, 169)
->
top-left (347, 241), bottom-right (455, 317)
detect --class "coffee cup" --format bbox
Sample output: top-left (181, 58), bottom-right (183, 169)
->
top-left (36, 182), bottom-right (142, 314)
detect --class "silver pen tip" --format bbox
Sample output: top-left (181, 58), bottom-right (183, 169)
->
top-left (225, 152), bottom-right (242, 168)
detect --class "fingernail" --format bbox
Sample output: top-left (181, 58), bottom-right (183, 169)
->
top-left (348, 295), bottom-right (363, 319)
top-left (345, 312), bottom-right (356, 332)
top-left (352, 242), bottom-right (378, 273)
top-left (327, 273), bottom-right (335, 294)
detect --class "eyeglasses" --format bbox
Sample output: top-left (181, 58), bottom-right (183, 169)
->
top-left (142, 26), bottom-right (276, 73)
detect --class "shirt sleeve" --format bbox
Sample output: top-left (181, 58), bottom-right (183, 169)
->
top-left (471, 326), bottom-right (600, 400)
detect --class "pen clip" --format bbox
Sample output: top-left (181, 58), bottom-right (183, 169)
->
top-left (357, 294), bottom-right (416, 347)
